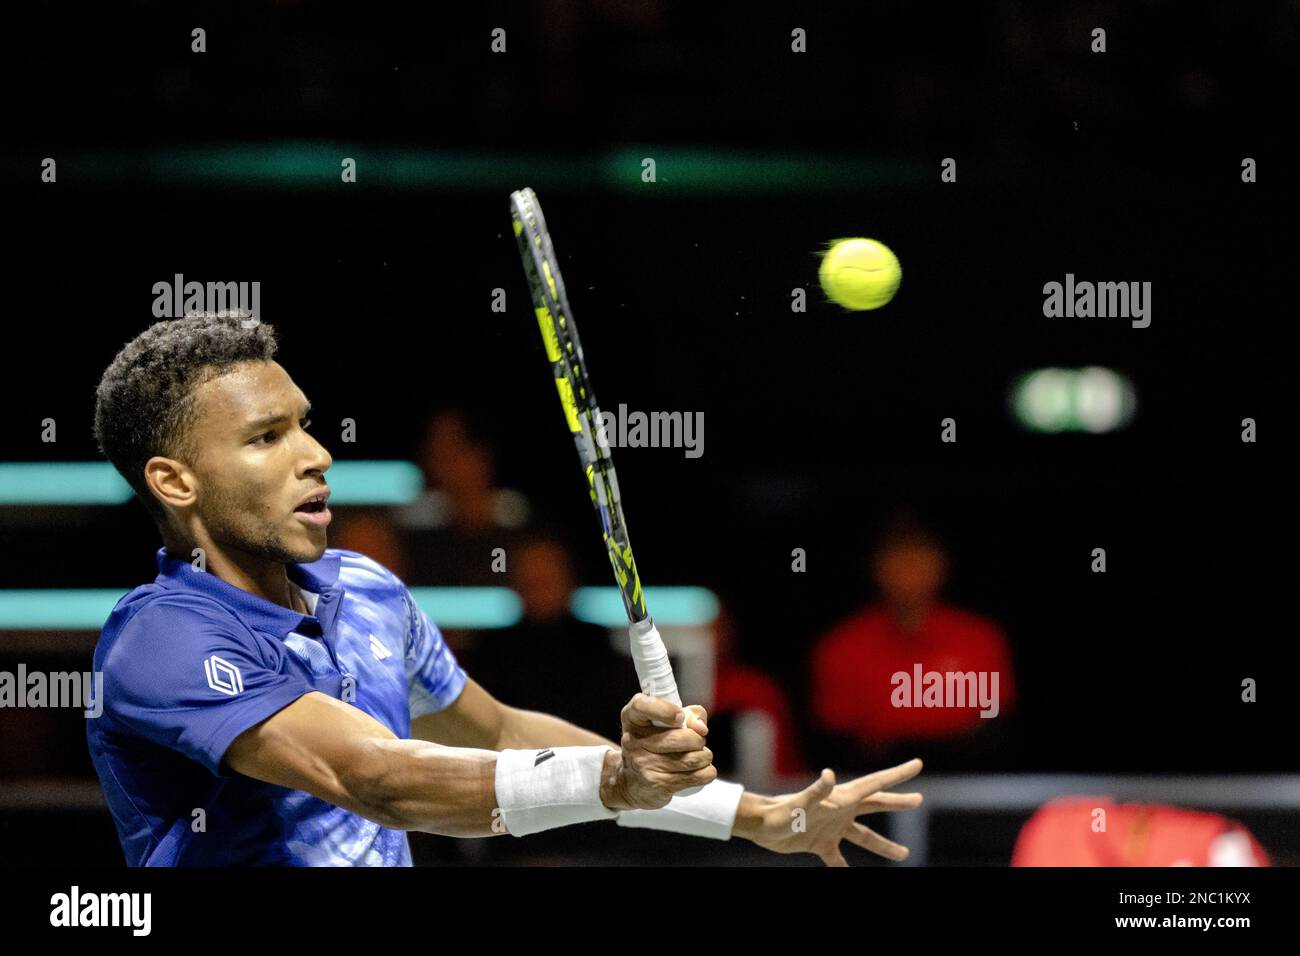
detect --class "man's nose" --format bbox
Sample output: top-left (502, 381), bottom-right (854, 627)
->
top-left (301, 435), bottom-right (332, 475)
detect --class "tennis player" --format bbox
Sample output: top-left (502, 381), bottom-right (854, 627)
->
top-left (86, 313), bottom-right (923, 866)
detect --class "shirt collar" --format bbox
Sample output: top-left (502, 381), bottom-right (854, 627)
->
top-left (154, 547), bottom-right (343, 638)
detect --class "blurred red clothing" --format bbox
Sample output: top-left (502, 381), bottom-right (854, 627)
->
top-left (1013, 798), bottom-right (1271, 866)
top-left (714, 664), bottom-right (806, 777)
top-left (811, 605), bottom-right (1015, 747)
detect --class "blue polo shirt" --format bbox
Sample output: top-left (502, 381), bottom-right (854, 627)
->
top-left (86, 547), bottom-right (468, 866)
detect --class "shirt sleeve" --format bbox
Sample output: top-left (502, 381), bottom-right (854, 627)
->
top-left (402, 586), bottom-right (468, 719)
top-left (100, 599), bottom-right (315, 776)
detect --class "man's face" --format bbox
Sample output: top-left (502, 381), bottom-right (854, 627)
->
top-left (514, 541), bottom-right (573, 622)
top-left (423, 413), bottom-right (493, 496)
top-left (873, 540), bottom-right (948, 606)
top-left (181, 361), bottom-right (333, 564)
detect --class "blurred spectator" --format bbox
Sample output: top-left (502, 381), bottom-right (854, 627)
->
top-left (709, 603), bottom-right (806, 783)
top-left (809, 515), bottom-right (1016, 769)
top-left (396, 409), bottom-right (531, 585)
top-left (1012, 798), bottom-right (1271, 867)
top-left (456, 533), bottom-right (631, 739)
top-left (328, 506), bottom-right (409, 581)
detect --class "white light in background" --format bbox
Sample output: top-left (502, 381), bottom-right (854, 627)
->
top-left (1011, 367), bottom-right (1137, 433)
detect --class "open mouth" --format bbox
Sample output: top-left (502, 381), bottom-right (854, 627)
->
top-left (293, 491), bottom-right (332, 525)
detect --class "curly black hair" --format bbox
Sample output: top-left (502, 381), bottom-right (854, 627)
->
top-left (93, 314), bottom-right (278, 523)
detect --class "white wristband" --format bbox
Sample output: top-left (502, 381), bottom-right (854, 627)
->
top-left (494, 746), bottom-right (619, 837)
top-left (615, 779), bottom-right (745, 841)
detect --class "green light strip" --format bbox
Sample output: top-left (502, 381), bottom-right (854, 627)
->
top-left (21, 142), bottom-right (935, 194)
top-left (570, 587), bottom-right (719, 627)
top-left (600, 148), bottom-right (914, 193)
top-left (0, 586), bottom-right (719, 630)
top-left (407, 588), bottom-right (522, 629)
top-left (0, 463), bottom-right (134, 505)
top-left (0, 590), bottom-right (129, 629)
top-left (0, 587), bottom-right (520, 630)
top-left (143, 142), bottom-right (584, 189)
top-left (325, 461), bottom-right (424, 505)
top-left (0, 461), bottom-right (424, 506)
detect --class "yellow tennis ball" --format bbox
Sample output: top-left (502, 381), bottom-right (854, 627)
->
top-left (818, 238), bottom-right (901, 311)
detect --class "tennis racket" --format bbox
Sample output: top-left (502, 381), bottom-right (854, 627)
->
top-left (510, 188), bottom-right (701, 788)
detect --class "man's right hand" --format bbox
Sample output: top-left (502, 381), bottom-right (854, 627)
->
top-left (599, 694), bottom-right (716, 811)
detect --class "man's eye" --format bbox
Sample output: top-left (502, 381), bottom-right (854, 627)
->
top-left (255, 431), bottom-right (278, 445)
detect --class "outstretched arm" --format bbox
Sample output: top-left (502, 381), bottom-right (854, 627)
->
top-left (411, 678), bottom-right (922, 863)
top-left (224, 689), bottom-right (715, 838)
top-left (227, 690), bottom-right (507, 837)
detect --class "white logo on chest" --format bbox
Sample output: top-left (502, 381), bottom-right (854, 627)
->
top-left (369, 634), bottom-right (393, 661)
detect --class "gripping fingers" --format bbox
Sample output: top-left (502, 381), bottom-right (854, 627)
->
top-left (623, 696), bottom-right (711, 735)
top-left (682, 704), bottom-right (709, 734)
top-left (622, 693), bottom-right (685, 730)
top-left (654, 764), bottom-right (718, 792)
top-left (637, 747), bottom-right (713, 775)
top-left (623, 728), bottom-right (707, 754)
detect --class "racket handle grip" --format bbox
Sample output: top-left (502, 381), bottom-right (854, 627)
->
top-left (629, 617), bottom-right (705, 796)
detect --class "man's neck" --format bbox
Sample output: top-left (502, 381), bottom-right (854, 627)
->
top-left (286, 581), bottom-right (307, 615)
top-left (891, 602), bottom-right (933, 635)
top-left (166, 541), bottom-right (298, 611)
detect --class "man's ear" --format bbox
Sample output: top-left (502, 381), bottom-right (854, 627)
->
top-left (144, 456), bottom-right (198, 511)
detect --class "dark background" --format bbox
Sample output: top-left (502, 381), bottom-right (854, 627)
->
top-left (0, 1), bottom-right (1293, 864)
